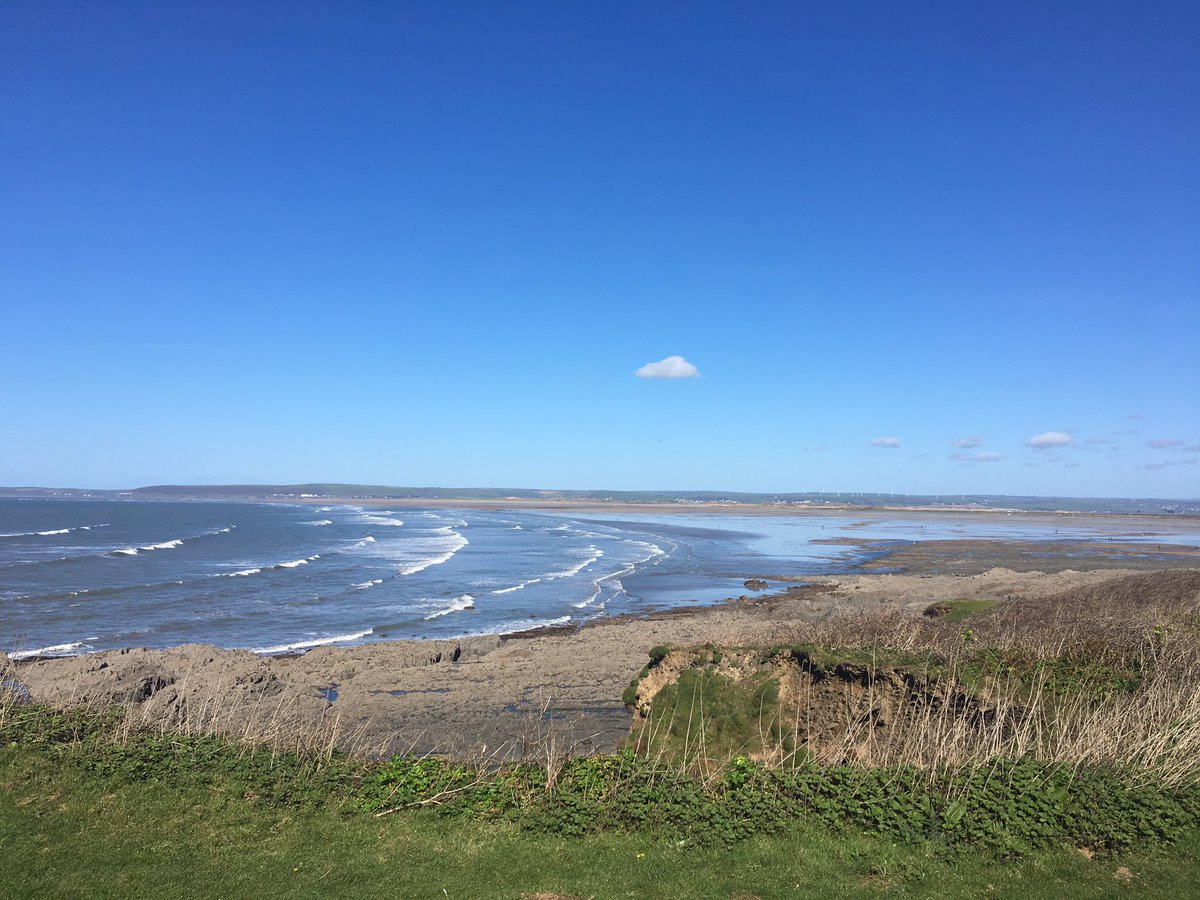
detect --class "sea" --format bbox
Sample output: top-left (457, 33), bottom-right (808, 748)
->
top-left (2, 498), bottom-right (1198, 660)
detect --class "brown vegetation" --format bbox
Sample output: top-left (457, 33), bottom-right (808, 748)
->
top-left (628, 571), bottom-right (1200, 783)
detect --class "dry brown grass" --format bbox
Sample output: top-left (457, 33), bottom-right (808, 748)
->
top-left (635, 571), bottom-right (1200, 785)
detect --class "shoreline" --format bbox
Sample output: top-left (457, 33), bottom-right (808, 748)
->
top-left (7, 534), bottom-right (1200, 665)
top-left (9, 529), bottom-right (1199, 757)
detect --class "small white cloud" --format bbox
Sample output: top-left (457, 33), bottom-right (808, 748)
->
top-left (870, 436), bottom-right (901, 448)
top-left (1128, 412), bottom-right (1146, 421)
top-left (1185, 444), bottom-right (1200, 453)
top-left (951, 436), bottom-right (982, 449)
top-left (1147, 438), bottom-right (1183, 449)
top-left (635, 355), bottom-right (700, 379)
top-left (1027, 431), bottom-right (1072, 450)
top-left (949, 451), bottom-right (1004, 463)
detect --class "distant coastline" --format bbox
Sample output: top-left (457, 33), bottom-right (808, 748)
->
top-left (1, 483), bottom-right (1197, 518)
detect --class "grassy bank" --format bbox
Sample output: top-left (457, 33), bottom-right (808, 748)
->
top-left (4, 743), bottom-right (1198, 899)
top-left (5, 702), bottom-right (1198, 855)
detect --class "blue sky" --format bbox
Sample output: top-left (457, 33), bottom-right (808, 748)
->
top-left (2, 2), bottom-right (1197, 497)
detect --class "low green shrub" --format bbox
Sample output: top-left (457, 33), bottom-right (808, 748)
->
top-left (6, 703), bottom-right (1200, 855)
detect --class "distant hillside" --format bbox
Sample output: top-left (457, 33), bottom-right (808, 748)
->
top-left (0, 483), bottom-right (1196, 516)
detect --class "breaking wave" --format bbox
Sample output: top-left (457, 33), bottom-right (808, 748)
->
top-left (111, 526), bottom-right (236, 557)
top-left (253, 628), bottom-right (374, 654)
top-left (471, 615), bottom-right (572, 637)
top-left (491, 577), bottom-right (542, 595)
top-left (219, 554), bottom-right (320, 577)
top-left (546, 546), bottom-right (604, 579)
top-left (141, 539), bottom-right (184, 551)
top-left (276, 554), bottom-right (321, 569)
top-left (8, 639), bottom-right (94, 660)
top-left (395, 529), bottom-right (469, 576)
top-left (360, 515), bottom-right (403, 527)
top-left (423, 594), bottom-right (475, 619)
top-left (1, 524), bottom-right (111, 538)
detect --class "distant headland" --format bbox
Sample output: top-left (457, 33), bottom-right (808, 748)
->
top-left (1, 483), bottom-right (1196, 517)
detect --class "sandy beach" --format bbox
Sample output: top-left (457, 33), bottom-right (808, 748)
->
top-left (10, 527), bottom-right (1199, 759)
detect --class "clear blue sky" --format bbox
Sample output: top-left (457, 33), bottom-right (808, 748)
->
top-left (2, 2), bottom-right (1197, 497)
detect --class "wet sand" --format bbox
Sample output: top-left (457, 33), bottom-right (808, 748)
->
top-left (10, 533), bottom-right (1198, 759)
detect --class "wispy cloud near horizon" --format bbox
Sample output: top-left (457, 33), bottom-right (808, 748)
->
top-left (1141, 458), bottom-right (1199, 471)
top-left (949, 451), bottom-right (1004, 463)
top-left (1027, 431), bottom-right (1072, 449)
top-left (951, 436), bottom-right (982, 449)
top-left (870, 436), bottom-right (901, 448)
top-left (635, 355), bottom-right (700, 379)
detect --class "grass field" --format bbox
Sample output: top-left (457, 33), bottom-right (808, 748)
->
top-left (2, 745), bottom-right (1198, 900)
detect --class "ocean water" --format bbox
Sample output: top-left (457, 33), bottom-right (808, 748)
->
top-left (2, 499), bottom-right (1197, 659)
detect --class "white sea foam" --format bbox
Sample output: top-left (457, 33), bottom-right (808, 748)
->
top-left (253, 628), bottom-right (374, 654)
top-left (546, 546), bottom-right (604, 579)
top-left (423, 594), bottom-right (475, 619)
top-left (2, 523), bottom-right (110, 538)
top-left (219, 553), bottom-right (319, 577)
top-left (349, 536), bottom-right (377, 548)
top-left (112, 526), bottom-right (235, 557)
top-left (361, 515), bottom-right (404, 527)
top-left (276, 554), bottom-right (320, 569)
top-left (491, 577), bottom-right (542, 595)
top-left (9, 640), bottom-right (88, 660)
top-left (305, 520), bottom-right (333, 527)
top-left (352, 579), bottom-right (384, 590)
top-left (572, 587), bottom-right (603, 609)
top-left (632, 540), bottom-right (666, 561)
top-left (598, 564), bottom-right (636, 583)
top-left (473, 615), bottom-right (572, 637)
top-left (140, 539), bottom-right (184, 551)
top-left (395, 529), bottom-right (469, 576)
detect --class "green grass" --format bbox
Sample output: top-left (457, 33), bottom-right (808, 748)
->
top-left (641, 665), bottom-right (784, 760)
top-left (3, 745), bottom-right (1198, 900)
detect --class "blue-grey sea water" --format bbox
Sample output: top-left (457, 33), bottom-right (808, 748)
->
top-left (2, 499), bottom-right (1197, 659)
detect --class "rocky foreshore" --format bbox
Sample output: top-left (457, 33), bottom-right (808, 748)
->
top-left (8, 546), bottom-right (1187, 758)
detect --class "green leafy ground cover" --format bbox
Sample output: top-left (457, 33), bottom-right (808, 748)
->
top-left (7, 703), bottom-right (1198, 854)
top-left (4, 703), bottom-right (1200, 896)
top-left (3, 742), bottom-right (1198, 900)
